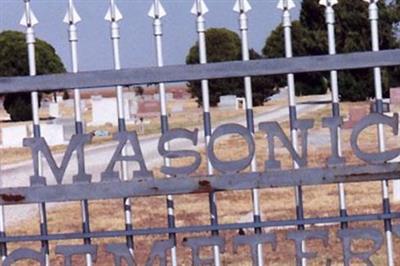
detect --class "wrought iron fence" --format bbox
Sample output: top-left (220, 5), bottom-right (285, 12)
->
top-left (0, 0), bottom-right (400, 265)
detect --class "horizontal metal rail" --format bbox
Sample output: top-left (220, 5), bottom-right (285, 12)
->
top-left (0, 163), bottom-right (399, 205)
top-left (0, 49), bottom-right (399, 94)
top-left (0, 212), bottom-right (399, 243)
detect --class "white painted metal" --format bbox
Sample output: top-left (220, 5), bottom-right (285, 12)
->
top-left (21, 1), bottom-right (49, 265)
top-left (191, 1), bottom-right (221, 265)
top-left (367, 1), bottom-right (394, 265)
top-left (234, 0), bottom-right (263, 264)
top-left (320, 0), bottom-right (348, 224)
top-left (149, 1), bottom-right (177, 265)
top-left (105, 0), bottom-right (135, 257)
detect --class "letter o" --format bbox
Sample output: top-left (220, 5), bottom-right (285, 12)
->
top-left (207, 123), bottom-right (255, 173)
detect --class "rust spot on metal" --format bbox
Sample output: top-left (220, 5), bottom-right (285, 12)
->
top-left (195, 180), bottom-right (212, 193)
top-left (1, 194), bottom-right (25, 202)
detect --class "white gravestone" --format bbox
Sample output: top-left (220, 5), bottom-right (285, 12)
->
top-left (56, 95), bottom-right (64, 102)
top-left (171, 103), bottom-right (184, 113)
top-left (218, 95), bottom-right (237, 109)
top-left (91, 97), bottom-right (133, 126)
top-left (235, 97), bottom-right (246, 110)
top-left (49, 102), bottom-right (60, 118)
top-left (1, 125), bottom-right (28, 148)
top-left (40, 124), bottom-right (65, 146)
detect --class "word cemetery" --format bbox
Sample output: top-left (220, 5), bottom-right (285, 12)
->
top-left (0, 0), bottom-right (400, 265)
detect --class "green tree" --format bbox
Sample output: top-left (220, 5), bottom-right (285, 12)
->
top-left (262, 21), bottom-right (328, 96)
top-left (186, 28), bottom-right (277, 106)
top-left (263, 0), bottom-right (400, 101)
top-left (0, 30), bottom-right (66, 121)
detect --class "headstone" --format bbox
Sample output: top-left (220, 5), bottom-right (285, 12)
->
top-left (126, 98), bottom-right (138, 118)
top-left (92, 97), bottom-right (119, 126)
top-left (64, 99), bottom-right (74, 108)
top-left (1, 125), bottom-right (28, 148)
top-left (236, 97), bottom-right (246, 110)
top-left (91, 97), bottom-right (134, 126)
top-left (166, 93), bottom-right (173, 101)
top-left (218, 95), bottom-right (237, 109)
top-left (171, 103), bottom-right (184, 113)
top-left (342, 106), bottom-right (368, 129)
top-left (91, 95), bottom-right (103, 101)
top-left (40, 124), bottom-right (65, 146)
top-left (80, 100), bottom-right (86, 111)
top-left (390, 87), bottom-right (400, 104)
top-left (51, 118), bottom-right (81, 140)
top-left (49, 102), bottom-right (60, 118)
top-left (56, 95), bottom-right (64, 102)
top-left (137, 100), bottom-right (160, 118)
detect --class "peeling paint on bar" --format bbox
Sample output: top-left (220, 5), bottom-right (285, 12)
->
top-left (0, 163), bottom-right (399, 205)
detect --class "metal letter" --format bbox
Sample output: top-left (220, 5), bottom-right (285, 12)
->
top-left (322, 116), bottom-right (346, 166)
top-left (337, 228), bottom-right (383, 266)
top-left (182, 236), bottom-right (225, 266)
top-left (3, 248), bottom-right (45, 266)
top-left (23, 134), bottom-right (92, 185)
top-left (158, 128), bottom-right (201, 176)
top-left (287, 230), bottom-right (329, 266)
top-left (351, 113), bottom-right (400, 164)
top-left (208, 123), bottom-right (255, 173)
top-left (106, 243), bottom-right (136, 266)
top-left (55, 245), bottom-right (97, 266)
top-left (259, 119), bottom-right (314, 169)
top-left (101, 131), bottom-right (153, 182)
top-left (145, 239), bottom-right (174, 266)
top-left (233, 234), bottom-right (277, 266)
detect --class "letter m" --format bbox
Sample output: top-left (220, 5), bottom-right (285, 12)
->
top-left (23, 134), bottom-right (92, 186)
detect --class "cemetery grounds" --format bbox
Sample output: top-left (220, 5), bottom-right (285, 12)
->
top-left (2, 96), bottom-right (400, 265)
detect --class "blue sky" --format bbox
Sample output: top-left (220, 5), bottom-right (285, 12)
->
top-left (0, 0), bottom-right (300, 72)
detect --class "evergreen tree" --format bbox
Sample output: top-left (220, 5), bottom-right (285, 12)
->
top-left (186, 28), bottom-right (277, 106)
top-left (0, 30), bottom-right (66, 121)
top-left (263, 0), bottom-right (400, 101)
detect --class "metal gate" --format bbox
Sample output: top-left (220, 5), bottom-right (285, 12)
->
top-left (0, 0), bottom-right (400, 265)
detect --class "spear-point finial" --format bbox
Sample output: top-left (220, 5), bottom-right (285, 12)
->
top-left (148, 0), bottom-right (167, 19)
top-left (233, 0), bottom-right (252, 13)
top-left (191, 0), bottom-right (209, 16)
top-left (20, 0), bottom-right (39, 27)
top-left (277, 0), bottom-right (295, 10)
top-left (63, 0), bottom-right (81, 24)
top-left (105, 0), bottom-right (123, 22)
top-left (319, 0), bottom-right (338, 6)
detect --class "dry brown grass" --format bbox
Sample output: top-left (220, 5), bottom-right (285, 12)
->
top-left (4, 99), bottom-right (400, 265)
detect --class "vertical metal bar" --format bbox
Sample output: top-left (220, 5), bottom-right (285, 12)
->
top-left (366, 1), bottom-right (394, 264)
top-left (191, 1), bottom-right (221, 265)
top-left (234, 0), bottom-right (263, 264)
top-left (278, 1), bottom-right (306, 265)
top-left (105, 0), bottom-right (134, 256)
top-left (148, 1), bottom-right (177, 265)
top-left (0, 203), bottom-right (5, 261)
top-left (21, 1), bottom-right (49, 265)
top-left (321, 0), bottom-right (348, 229)
top-left (63, 1), bottom-right (92, 265)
